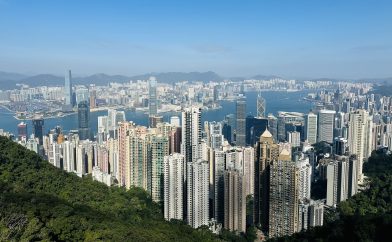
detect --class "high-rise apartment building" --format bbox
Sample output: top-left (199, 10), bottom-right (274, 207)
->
top-left (318, 110), bottom-right (335, 143)
top-left (325, 156), bottom-right (357, 207)
top-left (347, 109), bottom-right (373, 183)
top-left (163, 153), bottom-right (185, 221)
top-left (254, 129), bottom-right (280, 231)
top-left (268, 159), bottom-right (299, 238)
top-left (181, 107), bottom-right (202, 163)
top-left (187, 159), bottom-right (209, 228)
top-left (213, 150), bottom-right (225, 224)
top-left (296, 157), bottom-right (312, 200)
top-left (224, 169), bottom-right (246, 233)
top-left (150, 135), bottom-right (169, 202)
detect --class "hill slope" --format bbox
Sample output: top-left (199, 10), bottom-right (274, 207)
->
top-left (0, 136), bottom-right (218, 241)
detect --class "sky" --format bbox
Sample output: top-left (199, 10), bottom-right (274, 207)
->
top-left (0, 0), bottom-right (391, 79)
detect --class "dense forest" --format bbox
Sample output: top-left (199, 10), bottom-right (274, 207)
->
top-left (270, 149), bottom-right (392, 242)
top-left (0, 136), bottom-right (223, 241)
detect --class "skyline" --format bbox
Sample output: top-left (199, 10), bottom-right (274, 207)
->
top-left (0, 0), bottom-right (392, 79)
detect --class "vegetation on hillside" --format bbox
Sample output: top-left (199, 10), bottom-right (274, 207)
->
top-left (0, 136), bottom-right (221, 241)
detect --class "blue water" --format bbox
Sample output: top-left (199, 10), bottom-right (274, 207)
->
top-left (0, 90), bottom-right (312, 136)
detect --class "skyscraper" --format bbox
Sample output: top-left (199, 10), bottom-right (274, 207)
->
top-left (75, 88), bottom-right (89, 105)
top-left (236, 99), bottom-right (246, 146)
top-left (224, 169), bottom-right (246, 233)
top-left (333, 137), bottom-right (347, 156)
top-left (64, 69), bottom-right (72, 106)
top-left (296, 157), bottom-right (312, 200)
top-left (78, 100), bottom-right (90, 140)
top-left (257, 93), bottom-right (266, 118)
top-left (267, 114), bottom-right (278, 141)
top-left (150, 135), bottom-right (169, 202)
top-left (246, 116), bottom-right (269, 146)
top-left (89, 90), bottom-right (96, 109)
top-left (164, 153), bottom-right (185, 221)
top-left (317, 110), bottom-right (335, 143)
top-left (17, 122), bottom-right (27, 141)
top-left (149, 76), bottom-right (158, 126)
top-left (305, 112), bottom-right (318, 144)
top-left (32, 117), bottom-right (44, 145)
top-left (254, 129), bottom-right (280, 231)
top-left (287, 131), bottom-right (301, 148)
top-left (213, 150), bottom-right (225, 224)
top-left (325, 155), bottom-right (357, 207)
top-left (268, 159), bottom-right (299, 238)
top-left (348, 109), bottom-right (373, 183)
top-left (187, 159), bottom-right (209, 228)
top-left (181, 107), bottom-right (202, 163)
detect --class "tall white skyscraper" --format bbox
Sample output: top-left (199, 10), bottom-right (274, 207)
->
top-left (318, 110), bottom-right (335, 143)
top-left (325, 156), bottom-right (357, 207)
top-left (187, 159), bottom-right (209, 228)
top-left (181, 107), bottom-right (202, 163)
top-left (63, 140), bottom-right (75, 172)
top-left (305, 112), bottom-right (318, 144)
top-left (163, 153), bottom-right (185, 221)
top-left (348, 109), bottom-right (373, 183)
top-left (64, 70), bottom-right (72, 106)
top-left (296, 157), bottom-right (312, 200)
top-left (242, 146), bottom-right (255, 196)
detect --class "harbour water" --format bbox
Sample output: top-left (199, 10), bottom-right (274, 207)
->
top-left (0, 90), bottom-right (312, 136)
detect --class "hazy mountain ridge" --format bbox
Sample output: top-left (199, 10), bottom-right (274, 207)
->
top-left (0, 70), bottom-right (391, 90)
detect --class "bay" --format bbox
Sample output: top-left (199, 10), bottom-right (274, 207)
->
top-left (0, 90), bottom-right (312, 136)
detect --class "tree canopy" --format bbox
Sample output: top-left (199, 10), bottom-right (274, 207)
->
top-left (0, 136), bottom-right (220, 241)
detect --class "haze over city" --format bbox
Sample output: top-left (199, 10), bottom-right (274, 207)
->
top-left (0, 0), bottom-right (391, 78)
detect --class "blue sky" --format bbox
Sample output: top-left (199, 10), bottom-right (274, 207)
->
top-left (0, 0), bottom-right (391, 78)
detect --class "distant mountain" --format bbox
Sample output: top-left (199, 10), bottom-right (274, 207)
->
top-left (74, 73), bottom-right (131, 86)
top-left (358, 77), bottom-right (392, 84)
top-left (0, 71), bottom-right (28, 89)
top-left (0, 71), bottom-right (224, 89)
top-left (129, 71), bottom-right (223, 84)
top-left (0, 71), bottom-right (27, 82)
top-left (309, 78), bottom-right (343, 82)
top-left (249, 74), bottom-right (282, 80)
top-left (20, 74), bottom-right (64, 86)
top-left (1, 69), bottom-right (391, 90)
